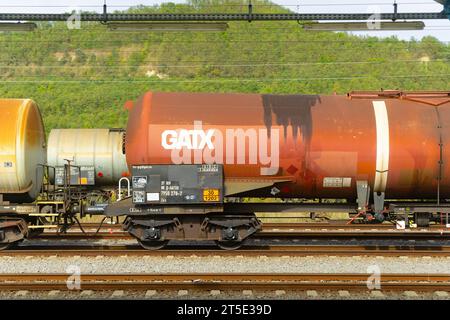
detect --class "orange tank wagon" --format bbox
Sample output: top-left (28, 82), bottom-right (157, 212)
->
top-left (125, 90), bottom-right (450, 201)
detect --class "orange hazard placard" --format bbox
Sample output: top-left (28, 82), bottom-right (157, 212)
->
top-left (203, 189), bottom-right (219, 202)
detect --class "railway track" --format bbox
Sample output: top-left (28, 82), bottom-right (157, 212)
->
top-left (0, 273), bottom-right (448, 292)
top-left (3, 244), bottom-right (450, 257)
top-left (37, 222), bottom-right (450, 240)
top-left (77, 222), bottom-right (450, 230)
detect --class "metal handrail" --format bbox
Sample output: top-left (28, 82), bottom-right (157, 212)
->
top-left (118, 177), bottom-right (131, 201)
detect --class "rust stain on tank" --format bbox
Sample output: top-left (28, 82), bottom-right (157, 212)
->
top-left (261, 94), bottom-right (320, 142)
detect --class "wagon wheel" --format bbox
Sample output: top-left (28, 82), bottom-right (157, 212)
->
top-left (215, 240), bottom-right (243, 250)
top-left (138, 239), bottom-right (169, 250)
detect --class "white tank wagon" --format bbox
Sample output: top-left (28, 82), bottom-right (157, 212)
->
top-left (0, 99), bottom-right (46, 202)
top-left (47, 128), bottom-right (129, 186)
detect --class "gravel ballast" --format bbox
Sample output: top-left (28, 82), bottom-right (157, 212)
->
top-left (0, 255), bottom-right (449, 274)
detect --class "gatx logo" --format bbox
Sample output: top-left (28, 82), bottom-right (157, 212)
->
top-left (160, 121), bottom-right (280, 176)
top-left (162, 129), bottom-right (215, 150)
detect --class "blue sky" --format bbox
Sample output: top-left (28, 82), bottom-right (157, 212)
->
top-left (1, 0), bottom-right (449, 41)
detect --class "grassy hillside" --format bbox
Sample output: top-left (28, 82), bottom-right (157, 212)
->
top-left (0, 0), bottom-right (449, 133)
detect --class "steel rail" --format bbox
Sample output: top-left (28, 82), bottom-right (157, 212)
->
top-left (0, 12), bottom-right (446, 22)
top-left (0, 273), bottom-right (448, 291)
top-left (2, 245), bottom-right (450, 257)
top-left (75, 222), bottom-right (450, 229)
top-left (35, 231), bottom-right (450, 240)
top-left (262, 223), bottom-right (448, 229)
top-left (258, 230), bottom-right (450, 238)
top-left (77, 222), bottom-right (443, 229)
